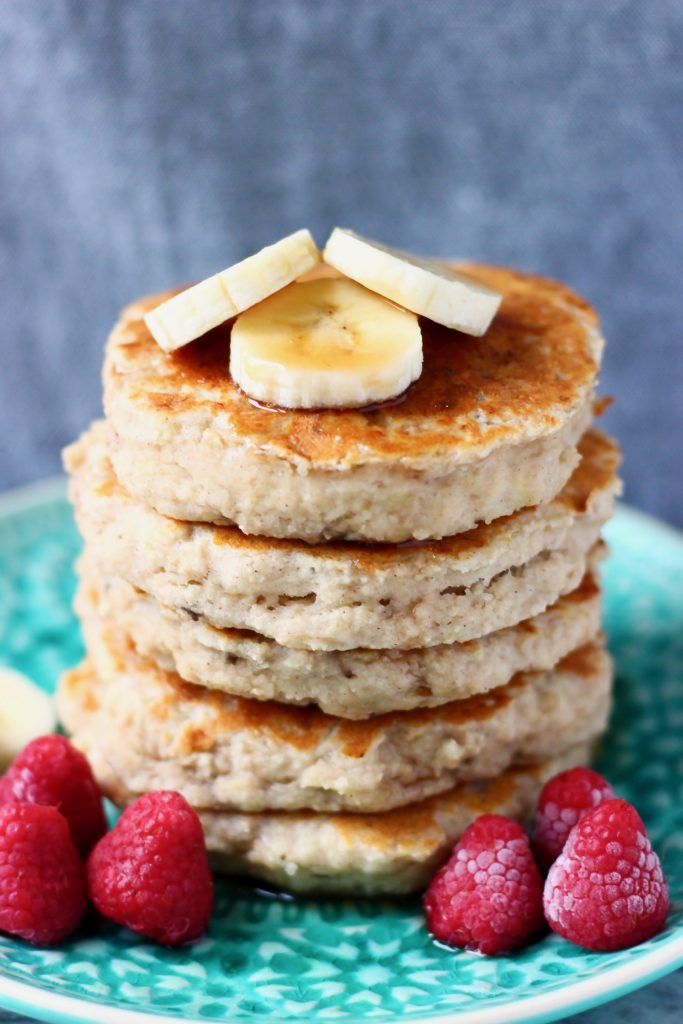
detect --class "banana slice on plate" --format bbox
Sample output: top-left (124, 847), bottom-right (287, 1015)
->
top-left (0, 667), bottom-right (56, 770)
top-left (323, 227), bottom-right (501, 335)
top-left (230, 278), bottom-right (423, 409)
top-left (145, 229), bottom-right (321, 352)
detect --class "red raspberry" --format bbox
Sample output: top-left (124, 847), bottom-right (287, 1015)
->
top-left (0, 802), bottom-right (88, 944)
top-left (533, 766), bottom-right (614, 870)
top-left (544, 798), bottom-right (669, 951)
top-left (0, 735), bottom-right (107, 857)
top-left (423, 815), bottom-right (546, 955)
top-left (87, 791), bottom-right (213, 947)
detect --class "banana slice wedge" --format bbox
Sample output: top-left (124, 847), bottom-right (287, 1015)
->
top-left (323, 227), bottom-right (502, 335)
top-left (230, 278), bottom-right (423, 409)
top-left (145, 229), bottom-right (321, 352)
top-left (0, 668), bottom-right (56, 770)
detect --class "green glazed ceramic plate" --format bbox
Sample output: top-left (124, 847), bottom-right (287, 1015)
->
top-left (0, 481), bottom-right (682, 1024)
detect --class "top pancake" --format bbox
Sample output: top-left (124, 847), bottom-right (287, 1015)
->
top-left (104, 264), bottom-right (604, 541)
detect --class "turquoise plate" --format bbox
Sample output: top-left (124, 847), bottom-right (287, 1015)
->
top-left (0, 482), bottom-right (681, 1024)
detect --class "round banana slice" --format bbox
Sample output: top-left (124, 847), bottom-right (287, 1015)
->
top-left (323, 227), bottom-right (502, 335)
top-left (0, 667), bottom-right (56, 770)
top-left (144, 229), bottom-right (320, 352)
top-left (229, 278), bottom-right (423, 409)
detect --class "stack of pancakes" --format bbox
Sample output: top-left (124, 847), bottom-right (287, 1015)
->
top-left (58, 265), bottom-right (621, 895)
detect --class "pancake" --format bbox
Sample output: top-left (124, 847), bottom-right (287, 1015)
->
top-left (57, 627), bottom-right (612, 814)
top-left (77, 558), bottom-right (605, 718)
top-left (65, 423), bottom-right (620, 650)
top-left (103, 264), bottom-right (604, 541)
top-left (72, 740), bottom-right (594, 895)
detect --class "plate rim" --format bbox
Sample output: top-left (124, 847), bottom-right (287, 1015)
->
top-left (0, 475), bottom-right (67, 518)
top-left (1, 932), bottom-right (682, 1024)
top-left (0, 484), bottom-right (682, 1024)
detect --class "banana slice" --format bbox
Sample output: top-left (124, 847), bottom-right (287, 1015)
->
top-left (145, 229), bottom-right (321, 352)
top-left (323, 227), bottom-right (502, 335)
top-left (0, 668), bottom-right (56, 770)
top-left (230, 278), bottom-right (423, 409)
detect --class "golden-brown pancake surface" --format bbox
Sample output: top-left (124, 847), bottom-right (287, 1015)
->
top-left (102, 265), bottom-right (604, 540)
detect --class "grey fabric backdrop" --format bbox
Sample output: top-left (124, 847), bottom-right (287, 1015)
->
top-left (1, 0), bottom-right (682, 525)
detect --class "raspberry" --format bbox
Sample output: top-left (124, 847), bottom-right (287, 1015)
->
top-left (423, 815), bottom-right (546, 955)
top-left (0, 735), bottom-right (107, 857)
top-left (533, 766), bottom-right (614, 870)
top-left (544, 798), bottom-right (669, 951)
top-left (87, 791), bottom-right (213, 947)
top-left (0, 802), bottom-right (88, 944)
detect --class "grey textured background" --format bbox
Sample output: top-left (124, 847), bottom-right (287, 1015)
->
top-left (1, 0), bottom-right (682, 531)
